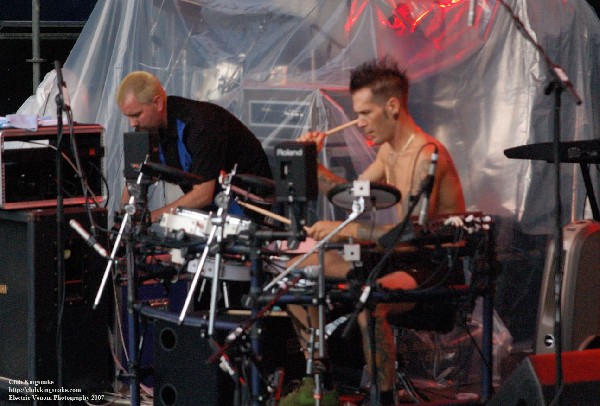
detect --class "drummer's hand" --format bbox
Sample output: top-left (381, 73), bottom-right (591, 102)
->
top-left (305, 220), bottom-right (358, 242)
top-left (298, 130), bottom-right (326, 153)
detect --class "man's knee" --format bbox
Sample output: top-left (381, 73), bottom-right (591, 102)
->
top-left (376, 270), bottom-right (418, 290)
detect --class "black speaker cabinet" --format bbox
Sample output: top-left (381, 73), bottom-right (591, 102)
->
top-left (120, 279), bottom-right (189, 388)
top-left (153, 311), bottom-right (305, 406)
top-left (489, 349), bottom-right (600, 405)
top-left (535, 220), bottom-right (600, 354)
top-left (0, 207), bottom-right (113, 397)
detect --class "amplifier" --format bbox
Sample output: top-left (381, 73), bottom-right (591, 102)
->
top-left (0, 124), bottom-right (104, 209)
top-left (242, 88), bottom-right (320, 152)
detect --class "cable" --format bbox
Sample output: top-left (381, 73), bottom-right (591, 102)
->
top-left (23, 140), bottom-right (104, 206)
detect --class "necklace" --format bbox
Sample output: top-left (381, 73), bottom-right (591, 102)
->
top-left (401, 133), bottom-right (416, 152)
top-left (387, 133), bottom-right (416, 170)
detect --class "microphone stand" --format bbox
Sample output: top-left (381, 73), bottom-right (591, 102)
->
top-left (497, 2), bottom-right (582, 403)
top-left (93, 159), bottom-right (150, 406)
top-left (178, 166), bottom-right (236, 336)
top-left (93, 164), bottom-right (150, 309)
top-left (53, 60), bottom-right (73, 405)
top-left (257, 181), bottom-right (367, 404)
top-left (248, 223), bottom-right (266, 406)
top-left (313, 245), bottom-right (327, 406)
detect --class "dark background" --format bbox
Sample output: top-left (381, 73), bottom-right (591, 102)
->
top-left (0, 0), bottom-right (98, 115)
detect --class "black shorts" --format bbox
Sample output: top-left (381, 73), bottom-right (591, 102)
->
top-left (347, 247), bottom-right (464, 288)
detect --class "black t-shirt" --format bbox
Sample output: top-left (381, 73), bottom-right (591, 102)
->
top-left (159, 96), bottom-right (272, 193)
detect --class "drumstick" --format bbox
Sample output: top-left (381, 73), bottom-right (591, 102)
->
top-left (324, 119), bottom-right (359, 137)
top-left (237, 200), bottom-right (291, 225)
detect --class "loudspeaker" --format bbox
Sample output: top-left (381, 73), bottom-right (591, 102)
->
top-left (488, 349), bottom-right (600, 405)
top-left (0, 207), bottom-right (113, 395)
top-left (121, 279), bottom-right (189, 387)
top-left (535, 220), bottom-right (600, 354)
top-left (153, 311), bottom-right (305, 406)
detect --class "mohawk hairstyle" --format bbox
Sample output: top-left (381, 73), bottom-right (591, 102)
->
top-left (349, 56), bottom-right (409, 109)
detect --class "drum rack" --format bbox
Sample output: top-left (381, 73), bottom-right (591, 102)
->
top-left (95, 162), bottom-right (497, 406)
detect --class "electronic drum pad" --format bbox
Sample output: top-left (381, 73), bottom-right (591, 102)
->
top-left (327, 182), bottom-right (401, 211)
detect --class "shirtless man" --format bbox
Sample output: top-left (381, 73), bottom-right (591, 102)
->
top-left (281, 56), bottom-right (464, 406)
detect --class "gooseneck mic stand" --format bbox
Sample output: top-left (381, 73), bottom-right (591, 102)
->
top-left (178, 166), bottom-right (237, 335)
top-left (93, 160), bottom-right (151, 406)
top-left (496, 2), bottom-right (582, 404)
top-left (54, 60), bottom-right (73, 406)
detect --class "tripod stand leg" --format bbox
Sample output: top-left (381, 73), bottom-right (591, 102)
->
top-left (481, 289), bottom-right (494, 402)
top-left (367, 311), bottom-right (379, 406)
top-left (125, 233), bottom-right (141, 406)
top-left (393, 329), bottom-right (426, 403)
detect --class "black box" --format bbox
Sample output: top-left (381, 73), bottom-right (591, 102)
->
top-left (153, 310), bottom-right (305, 406)
top-left (123, 131), bottom-right (160, 180)
top-left (274, 141), bottom-right (318, 202)
top-left (0, 207), bottom-right (114, 397)
top-left (0, 124), bottom-right (104, 209)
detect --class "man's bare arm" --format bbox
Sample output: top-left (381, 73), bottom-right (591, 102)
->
top-left (317, 163), bottom-right (347, 195)
top-left (150, 179), bottom-right (216, 222)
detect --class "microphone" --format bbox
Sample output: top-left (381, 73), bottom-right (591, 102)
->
top-left (418, 146), bottom-right (439, 226)
top-left (468, 0), bottom-right (476, 26)
top-left (218, 353), bottom-right (237, 378)
top-left (69, 219), bottom-right (109, 258)
top-left (225, 326), bottom-right (245, 344)
top-left (341, 284), bottom-right (372, 338)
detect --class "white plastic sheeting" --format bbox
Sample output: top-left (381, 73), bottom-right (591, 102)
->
top-left (18, 0), bottom-right (600, 234)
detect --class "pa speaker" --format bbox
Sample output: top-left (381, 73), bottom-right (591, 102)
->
top-left (0, 207), bottom-right (113, 396)
top-left (153, 311), bottom-right (304, 406)
top-left (488, 349), bottom-right (600, 405)
top-left (535, 220), bottom-right (600, 354)
top-left (153, 317), bottom-right (235, 406)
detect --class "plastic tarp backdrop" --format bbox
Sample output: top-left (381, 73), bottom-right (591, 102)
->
top-left (19, 0), bottom-right (600, 234)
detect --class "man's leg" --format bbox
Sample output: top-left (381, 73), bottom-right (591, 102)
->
top-left (280, 250), bottom-right (351, 404)
top-left (287, 304), bottom-right (319, 359)
top-left (357, 271), bottom-right (417, 396)
top-left (285, 249), bottom-right (351, 355)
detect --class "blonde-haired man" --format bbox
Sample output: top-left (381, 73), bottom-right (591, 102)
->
top-left (117, 71), bottom-right (272, 221)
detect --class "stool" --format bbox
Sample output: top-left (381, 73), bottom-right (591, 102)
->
top-left (387, 296), bottom-right (463, 403)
